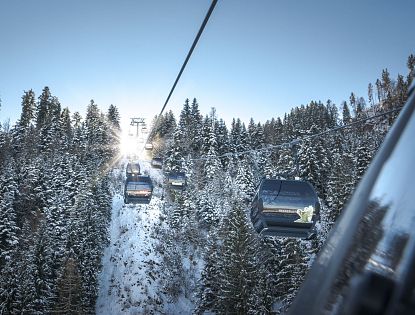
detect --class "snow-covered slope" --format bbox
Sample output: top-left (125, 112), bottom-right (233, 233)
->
top-left (96, 159), bottom-right (167, 314)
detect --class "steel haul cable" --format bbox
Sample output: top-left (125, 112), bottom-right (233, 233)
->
top-left (146, 0), bottom-right (219, 147)
top-left (168, 106), bottom-right (403, 162)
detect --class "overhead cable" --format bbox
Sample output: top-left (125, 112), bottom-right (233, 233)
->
top-left (146, 0), bottom-right (219, 146)
top-left (176, 106), bottom-right (403, 162)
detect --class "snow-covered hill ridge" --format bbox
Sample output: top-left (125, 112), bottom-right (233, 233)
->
top-left (96, 159), bottom-right (164, 314)
top-left (96, 159), bottom-right (199, 314)
top-left (96, 195), bottom-right (164, 314)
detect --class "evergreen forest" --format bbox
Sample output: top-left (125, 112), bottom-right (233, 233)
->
top-left (0, 54), bottom-right (414, 314)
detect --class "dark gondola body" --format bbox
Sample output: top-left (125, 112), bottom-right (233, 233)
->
top-left (250, 179), bottom-right (320, 238)
top-left (126, 162), bottom-right (141, 180)
top-left (124, 175), bottom-right (153, 204)
top-left (151, 157), bottom-right (163, 169)
top-left (167, 172), bottom-right (187, 190)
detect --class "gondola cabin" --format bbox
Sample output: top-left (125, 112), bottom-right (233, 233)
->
top-left (124, 175), bottom-right (153, 204)
top-left (167, 172), bottom-right (187, 190)
top-left (151, 157), bottom-right (163, 169)
top-left (126, 162), bottom-right (141, 181)
top-left (145, 143), bottom-right (153, 150)
top-left (250, 179), bottom-right (320, 239)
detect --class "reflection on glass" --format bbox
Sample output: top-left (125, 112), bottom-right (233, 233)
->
top-left (325, 104), bottom-right (415, 312)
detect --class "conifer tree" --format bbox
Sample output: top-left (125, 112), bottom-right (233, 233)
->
top-left (270, 238), bottom-right (309, 313)
top-left (215, 118), bottom-right (229, 166)
top-left (342, 101), bottom-right (352, 125)
top-left (354, 137), bottom-right (372, 184)
top-left (276, 147), bottom-right (295, 176)
top-left (299, 130), bottom-right (330, 198)
top-left (203, 115), bottom-right (222, 181)
top-left (60, 107), bottom-right (73, 148)
top-left (36, 87), bottom-right (51, 130)
top-left (0, 161), bottom-right (19, 267)
top-left (215, 202), bottom-right (264, 314)
top-left (190, 98), bottom-right (203, 153)
top-left (407, 54), bottom-right (415, 86)
top-left (349, 92), bottom-right (356, 116)
top-left (107, 104), bottom-right (120, 130)
top-left (381, 69), bottom-right (393, 100)
top-left (234, 158), bottom-right (256, 204)
top-left (325, 134), bottom-right (354, 226)
top-left (355, 97), bottom-right (366, 118)
top-left (195, 237), bottom-right (221, 314)
top-left (395, 74), bottom-right (408, 106)
top-left (376, 78), bottom-right (383, 103)
top-left (164, 128), bottom-right (186, 173)
top-left (55, 255), bottom-right (83, 314)
top-left (368, 83), bottom-right (374, 106)
top-left (229, 118), bottom-right (249, 153)
top-left (19, 90), bottom-right (36, 130)
top-left (0, 87), bottom-right (115, 314)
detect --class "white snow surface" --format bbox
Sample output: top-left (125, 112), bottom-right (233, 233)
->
top-left (96, 159), bottom-right (195, 314)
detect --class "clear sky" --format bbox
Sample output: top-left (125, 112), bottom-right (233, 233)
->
top-left (0, 0), bottom-right (414, 129)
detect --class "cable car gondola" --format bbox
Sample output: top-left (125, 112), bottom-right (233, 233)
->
top-left (126, 162), bottom-right (141, 180)
top-left (145, 143), bottom-right (153, 150)
top-left (151, 157), bottom-right (163, 169)
top-left (167, 171), bottom-right (187, 190)
top-left (124, 175), bottom-right (153, 204)
top-left (250, 179), bottom-right (320, 239)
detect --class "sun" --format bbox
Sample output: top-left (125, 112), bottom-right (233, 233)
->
top-left (120, 131), bottom-right (139, 156)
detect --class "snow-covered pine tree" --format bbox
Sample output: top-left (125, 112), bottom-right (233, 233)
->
top-left (407, 54), bottom-right (415, 87)
top-left (229, 118), bottom-right (249, 154)
top-left (354, 135), bottom-right (373, 185)
top-left (0, 120), bottom-right (11, 169)
top-left (37, 94), bottom-right (62, 155)
top-left (215, 202), bottom-right (265, 314)
top-left (194, 235), bottom-right (221, 314)
top-left (107, 104), bottom-right (120, 130)
top-left (275, 147), bottom-right (295, 176)
top-left (59, 107), bottom-right (73, 151)
top-left (342, 101), bottom-right (352, 125)
top-left (234, 158), bottom-right (256, 204)
top-left (54, 253), bottom-right (83, 314)
top-left (325, 134), bottom-right (354, 227)
top-left (36, 87), bottom-right (51, 130)
top-left (0, 160), bottom-right (19, 267)
top-left (0, 88), bottom-right (115, 314)
top-left (298, 126), bottom-right (330, 198)
top-left (164, 128), bottom-right (186, 173)
top-left (19, 90), bottom-right (36, 131)
top-left (268, 238), bottom-right (309, 314)
top-left (215, 118), bottom-right (230, 166)
top-left (190, 98), bottom-right (203, 154)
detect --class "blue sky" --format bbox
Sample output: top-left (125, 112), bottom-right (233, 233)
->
top-left (0, 0), bottom-right (414, 129)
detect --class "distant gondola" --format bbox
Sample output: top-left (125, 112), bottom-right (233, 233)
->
top-left (151, 157), bottom-right (163, 169)
top-left (250, 179), bottom-right (320, 239)
top-left (126, 162), bottom-right (141, 181)
top-left (144, 143), bottom-right (153, 150)
top-left (167, 171), bottom-right (187, 190)
top-left (124, 175), bottom-right (153, 204)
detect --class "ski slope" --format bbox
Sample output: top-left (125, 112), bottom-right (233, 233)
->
top-left (96, 159), bottom-right (167, 314)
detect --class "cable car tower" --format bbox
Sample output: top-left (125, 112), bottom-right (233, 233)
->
top-left (130, 117), bottom-right (146, 137)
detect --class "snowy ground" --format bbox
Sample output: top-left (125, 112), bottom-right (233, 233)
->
top-left (96, 158), bottom-right (168, 314)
